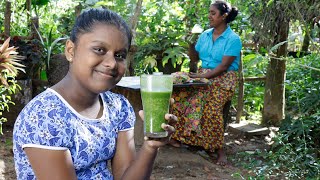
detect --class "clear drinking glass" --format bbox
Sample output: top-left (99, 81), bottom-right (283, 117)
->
top-left (140, 73), bottom-right (173, 138)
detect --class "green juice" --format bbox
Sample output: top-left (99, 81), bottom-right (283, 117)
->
top-left (141, 90), bottom-right (172, 138)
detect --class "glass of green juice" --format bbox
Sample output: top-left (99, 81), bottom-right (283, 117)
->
top-left (140, 72), bottom-right (173, 138)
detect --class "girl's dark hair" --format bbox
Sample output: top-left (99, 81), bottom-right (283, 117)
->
top-left (212, 1), bottom-right (238, 23)
top-left (70, 8), bottom-right (132, 49)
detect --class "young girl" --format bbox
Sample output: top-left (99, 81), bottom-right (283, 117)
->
top-left (13, 8), bottom-right (175, 180)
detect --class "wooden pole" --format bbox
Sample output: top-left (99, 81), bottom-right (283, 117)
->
top-left (236, 53), bottom-right (244, 123)
top-left (26, 0), bottom-right (31, 24)
top-left (244, 77), bottom-right (266, 82)
top-left (127, 0), bottom-right (143, 76)
top-left (30, 17), bottom-right (39, 39)
top-left (4, 1), bottom-right (12, 37)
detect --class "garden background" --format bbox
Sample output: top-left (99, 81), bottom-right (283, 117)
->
top-left (0, 0), bottom-right (319, 179)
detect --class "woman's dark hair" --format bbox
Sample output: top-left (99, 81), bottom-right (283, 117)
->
top-left (70, 8), bottom-right (132, 49)
top-left (211, 1), bottom-right (238, 23)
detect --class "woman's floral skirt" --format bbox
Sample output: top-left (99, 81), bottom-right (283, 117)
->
top-left (170, 69), bottom-right (238, 152)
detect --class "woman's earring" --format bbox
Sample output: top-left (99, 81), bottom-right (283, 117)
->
top-left (68, 57), bottom-right (73, 62)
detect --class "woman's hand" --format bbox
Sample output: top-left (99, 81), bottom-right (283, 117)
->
top-left (189, 72), bottom-right (203, 78)
top-left (138, 98), bottom-right (177, 151)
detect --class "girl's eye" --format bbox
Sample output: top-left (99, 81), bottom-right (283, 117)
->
top-left (93, 47), bottom-right (105, 54)
top-left (115, 53), bottom-right (127, 61)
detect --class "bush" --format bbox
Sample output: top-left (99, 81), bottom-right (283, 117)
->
top-left (232, 53), bottom-right (320, 179)
top-left (0, 37), bottom-right (25, 134)
top-left (233, 113), bottom-right (320, 179)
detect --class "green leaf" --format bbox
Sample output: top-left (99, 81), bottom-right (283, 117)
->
top-left (143, 55), bottom-right (157, 68)
top-left (270, 41), bottom-right (288, 53)
top-left (266, 0), bottom-right (274, 7)
top-left (47, 37), bottom-right (68, 68)
top-left (33, 0), bottom-right (50, 6)
top-left (243, 54), bottom-right (256, 62)
top-left (162, 55), bottom-right (170, 67)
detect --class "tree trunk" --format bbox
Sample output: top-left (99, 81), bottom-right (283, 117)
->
top-left (75, 3), bottom-right (82, 17)
top-left (188, 43), bottom-right (199, 73)
top-left (262, 16), bottom-right (289, 126)
top-left (26, 0), bottom-right (31, 29)
top-left (126, 0), bottom-right (143, 76)
top-left (30, 17), bottom-right (39, 40)
top-left (186, 0), bottom-right (201, 73)
top-left (4, 1), bottom-right (11, 37)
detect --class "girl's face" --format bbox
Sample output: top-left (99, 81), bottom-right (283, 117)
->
top-left (66, 23), bottom-right (128, 93)
top-left (208, 5), bottom-right (225, 28)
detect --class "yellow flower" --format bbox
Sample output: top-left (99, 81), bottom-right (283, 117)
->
top-left (179, 92), bottom-right (188, 98)
top-left (196, 107), bottom-right (201, 112)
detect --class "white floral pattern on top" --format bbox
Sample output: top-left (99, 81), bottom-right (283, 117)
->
top-left (13, 88), bottom-right (135, 180)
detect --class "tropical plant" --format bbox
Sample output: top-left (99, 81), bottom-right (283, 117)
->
top-left (0, 38), bottom-right (25, 85)
top-left (286, 53), bottom-right (320, 114)
top-left (0, 37), bottom-right (25, 134)
top-left (132, 0), bottom-right (214, 75)
top-left (232, 52), bottom-right (320, 179)
top-left (31, 0), bottom-right (50, 16)
top-left (33, 26), bottom-right (68, 70)
top-left (233, 112), bottom-right (320, 179)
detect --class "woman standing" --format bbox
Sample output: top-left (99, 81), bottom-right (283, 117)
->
top-left (170, 1), bottom-right (242, 165)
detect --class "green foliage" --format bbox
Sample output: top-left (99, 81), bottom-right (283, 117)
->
top-left (134, 55), bottom-right (158, 75)
top-left (6, 0), bottom-right (30, 37)
top-left (238, 0), bottom-right (320, 50)
top-left (233, 53), bottom-right (268, 118)
top-left (6, 0), bottom-right (76, 80)
top-left (32, 0), bottom-right (50, 16)
top-left (33, 1), bottom-right (75, 72)
top-left (133, 1), bottom-right (187, 72)
top-left (0, 78), bottom-right (20, 135)
top-left (232, 52), bottom-right (320, 179)
top-left (1, 0), bottom-right (319, 178)
top-left (133, 0), bottom-right (212, 74)
top-left (236, 49), bottom-right (320, 120)
top-left (162, 47), bottom-right (188, 68)
top-left (270, 114), bottom-right (320, 178)
top-left (233, 113), bottom-right (320, 179)
top-left (33, 26), bottom-right (68, 69)
top-left (0, 38), bottom-right (25, 134)
top-left (286, 53), bottom-right (320, 114)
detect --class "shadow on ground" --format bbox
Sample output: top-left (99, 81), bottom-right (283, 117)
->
top-left (0, 123), bottom-right (271, 180)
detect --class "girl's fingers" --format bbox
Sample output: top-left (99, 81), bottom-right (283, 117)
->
top-left (165, 114), bottom-right (177, 124)
top-left (161, 123), bottom-right (175, 133)
top-left (138, 110), bottom-right (144, 121)
top-left (170, 98), bottom-right (175, 104)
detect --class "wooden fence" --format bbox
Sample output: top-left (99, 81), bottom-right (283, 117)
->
top-left (236, 48), bottom-right (266, 123)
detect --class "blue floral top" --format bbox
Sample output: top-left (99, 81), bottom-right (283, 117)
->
top-left (13, 88), bottom-right (135, 180)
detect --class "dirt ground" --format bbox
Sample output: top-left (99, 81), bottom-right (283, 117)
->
top-left (0, 123), bottom-right (270, 180)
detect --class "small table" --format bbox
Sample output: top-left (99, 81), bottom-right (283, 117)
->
top-left (116, 76), bottom-right (208, 89)
top-left (112, 76), bottom-right (208, 145)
